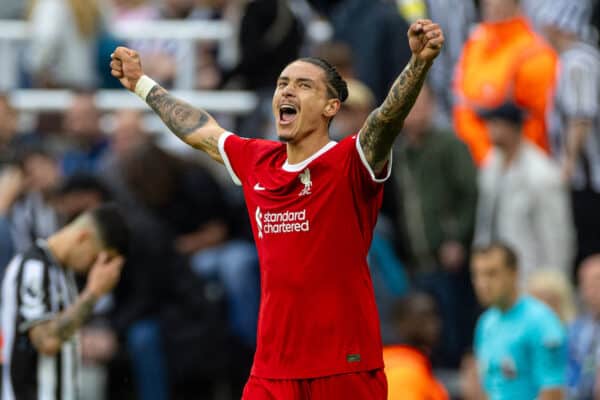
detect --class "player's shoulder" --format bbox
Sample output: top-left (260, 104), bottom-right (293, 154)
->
top-left (225, 133), bottom-right (282, 151)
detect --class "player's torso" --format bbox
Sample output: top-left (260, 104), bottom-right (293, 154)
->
top-left (242, 141), bottom-right (372, 284)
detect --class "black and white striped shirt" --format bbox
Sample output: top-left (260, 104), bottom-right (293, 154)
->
top-left (2, 240), bottom-right (79, 400)
top-left (549, 41), bottom-right (600, 192)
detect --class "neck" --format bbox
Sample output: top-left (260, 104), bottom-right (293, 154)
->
top-left (557, 37), bottom-right (576, 53)
top-left (497, 288), bottom-right (518, 312)
top-left (286, 130), bottom-right (331, 164)
top-left (500, 137), bottom-right (521, 168)
top-left (46, 232), bottom-right (70, 269)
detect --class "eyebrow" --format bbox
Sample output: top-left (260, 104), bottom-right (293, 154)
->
top-left (276, 75), bottom-right (338, 99)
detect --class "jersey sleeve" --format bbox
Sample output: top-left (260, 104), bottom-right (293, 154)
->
top-left (531, 311), bottom-right (567, 389)
top-left (17, 259), bottom-right (53, 333)
top-left (346, 132), bottom-right (393, 196)
top-left (218, 131), bottom-right (272, 186)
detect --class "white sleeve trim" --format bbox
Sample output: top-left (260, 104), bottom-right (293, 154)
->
top-left (355, 132), bottom-right (393, 183)
top-left (218, 131), bottom-right (242, 186)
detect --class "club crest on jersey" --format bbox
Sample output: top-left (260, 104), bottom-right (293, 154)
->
top-left (298, 168), bottom-right (312, 196)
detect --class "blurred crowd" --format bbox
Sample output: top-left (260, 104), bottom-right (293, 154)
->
top-left (0, 0), bottom-right (599, 399)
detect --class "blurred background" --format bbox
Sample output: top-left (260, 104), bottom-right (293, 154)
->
top-left (0, 0), bottom-right (599, 399)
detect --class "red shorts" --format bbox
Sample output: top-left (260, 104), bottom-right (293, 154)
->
top-left (242, 369), bottom-right (387, 400)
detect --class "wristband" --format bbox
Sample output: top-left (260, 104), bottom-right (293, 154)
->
top-left (134, 75), bottom-right (157, 101)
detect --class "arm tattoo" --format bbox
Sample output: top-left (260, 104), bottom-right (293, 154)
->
top-left (53, 292), bottom-right (97, 340)
top-left (360, 56), bottom-right (431, 171)
top-left (33, 291), bottom-right (98, 346)
top-left (146, 85), bottom-right (211, 140)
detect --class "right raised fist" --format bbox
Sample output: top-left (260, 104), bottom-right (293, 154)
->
top-left (110, 46), bottom-right (144, 92)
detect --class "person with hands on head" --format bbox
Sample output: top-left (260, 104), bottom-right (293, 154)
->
top-left (112, 20), bottom-right (443, 400)
top-left (1, 204), bottom-right (128, 400)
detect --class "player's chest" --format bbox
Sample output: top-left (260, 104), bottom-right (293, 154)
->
top-left (244, 164), bottom-right (345, 209)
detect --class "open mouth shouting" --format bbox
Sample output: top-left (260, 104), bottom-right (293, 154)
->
top-left (279, 104), bottom-right (298, 125)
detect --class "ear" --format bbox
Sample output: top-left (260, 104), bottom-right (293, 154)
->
top-left (75, 228), bottom-right (91, 244)
top-left (323, 98), bottom-right (341, 119)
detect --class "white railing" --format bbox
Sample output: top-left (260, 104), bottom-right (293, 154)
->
top-left (0, 20), bottom-right (234, 90)
top-left (9, 89), bottom-right (257, 114)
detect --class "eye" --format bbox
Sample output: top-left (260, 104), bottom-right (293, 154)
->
top-left (277, 81), bottom-right (286, 89)
top-left (300, 82), bottom-right (311, 89)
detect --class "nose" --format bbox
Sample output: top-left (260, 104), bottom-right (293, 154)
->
top-left (281, 83), bottom-right (296, 98)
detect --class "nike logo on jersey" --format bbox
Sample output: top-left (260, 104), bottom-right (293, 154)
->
top-left (254, 183), bottom-right (266, 191)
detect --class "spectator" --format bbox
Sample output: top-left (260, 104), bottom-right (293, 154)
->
top-left (540, 0), bottom-right (600, 272)
top-left (384, 292), bottom-right (449, 400)
top-left (0, 95), bottom-right (39, 166)
top-left (307, 0), bottom-right (412, 104)
top-left (472, 243), bottom-right (567, 400)
top-left (474, 102), bottom-right (574, 285)
top-left (527, 269), bottom-right (576, 325)
top-left (453, 0), bottom-right (558, 165)
top-left (566, 255), bottom-right (600, 399)
top-left (27, 0), bottom-right (103, 88)
top-left (0, 168), bottom-right (24, 273)
top-left (9, 146), bottom-right (61, 253)
top-left (0, 95), bottom-right (19, 165)
top-left (387, 85), bottom-right (478, 366)
top-left (61, 92), bottom-right (110, 176)
top-left (330, 78), bottom-right (375, 141)
top-left (99, 109), bottom-right (151, 202)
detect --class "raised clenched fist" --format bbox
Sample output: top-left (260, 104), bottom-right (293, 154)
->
top-left (408, 19), bottom-right (445, 63)
top-left (110, 46), bottom-right (144, 92)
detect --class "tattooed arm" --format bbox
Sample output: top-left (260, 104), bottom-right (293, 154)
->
top-left (359, 20), bottom-right (444, 173)
top-left (110, 47), bottom-right (225, 163)
top-left (29, 291), bottom-right (98, 355)
top-left (28, 253), bottom-right (123, 356)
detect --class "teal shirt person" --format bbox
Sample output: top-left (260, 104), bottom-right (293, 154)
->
top-left (475, 296), bottom-right (566, 399)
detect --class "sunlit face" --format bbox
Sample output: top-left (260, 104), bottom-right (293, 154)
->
top-left (471, 249), bottom-right (517, 307)
top-left (579, 261), bottom-right (600, 316)
top-left (272, 61), bottom-right (340, 143)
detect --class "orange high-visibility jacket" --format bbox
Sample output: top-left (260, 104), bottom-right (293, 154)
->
top-left (453, 16), bottom-right (558, 165)
top-left (384, 345), bottom-right (449, 400)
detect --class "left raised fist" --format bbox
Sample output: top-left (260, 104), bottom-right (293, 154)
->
top-left (408, 19), bottom-right (445, 62)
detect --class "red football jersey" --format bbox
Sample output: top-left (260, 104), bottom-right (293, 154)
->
top-left (218, 131), bottom-right (391, 379)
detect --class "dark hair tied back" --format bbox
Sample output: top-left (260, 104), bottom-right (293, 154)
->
top-left (298, 57), bottom-right (349, 102)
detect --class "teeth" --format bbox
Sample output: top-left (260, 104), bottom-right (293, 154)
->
top-left (280, 105), bottom-right (296, 112)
